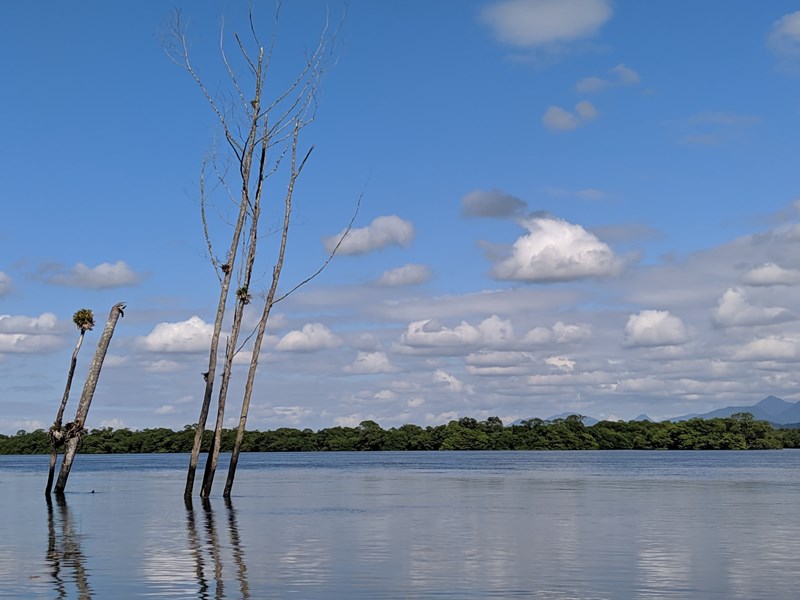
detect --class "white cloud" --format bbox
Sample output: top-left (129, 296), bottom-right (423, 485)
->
top-left (0, 272), bottom-right (11, 297)
top-left (575, 100), bottom-right (598, 120)
top-left (576, 63), bottom-right (641, 92)
top-left (546, 355), bottom-right (576, 372)
top-left (154, 404), bottom-right (176, 415)
top-left (481, 0), bottom-right (612, 48)
top-left (48, 260), bottom-right (141, 289)
top-left (99, 418), bottom-right (126, 430)
top-left (0, 333), bottom-right (63, 354)
top-left (344, 351), bottom-right (398, 374)
top-left (0, 313), bottom-right (58, 333)
top-left (461, 189), bottom-right (527, 218)
top-left (265, 406), bottom-right (315, 424)
top-left (733, 336), bottom-right (799, 361)
top-left (407, 397), bottom-right (425, 408)
top-left (625, 310), bottom-right (689, 347)
top-left (492, 215), bottom-right (622, 282)
top-left (139, 316), bottom-right (213, 353)
top-left (323, 215), bottom-right (414, 255)
top-left (144, 359), bottom-right (181, 373)
top-left (276, 323), bottom-right (341, 352)
top-left (767, 10), bottom-right (800, 65)
top-left (742, 263), bottom-right (800, 286)
top-left (399, 315), bottom-right (514, 349)
top-left (712, 288), bottom-right (792, 327)
top-left (377, 264), bottom-right (431, 286)
top-left (553, 321), bottom-right (592, 342)
top-left (542, 105), bottom-right (580, 130)
top-left (0, 313), bottom-right (62, 354)
top-left (544, 102), bottom-right (597, 130)
top-left (433, 369), bottom-right (473, 394)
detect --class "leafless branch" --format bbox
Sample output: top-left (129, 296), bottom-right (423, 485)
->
top-left (273, 189), bottom-right (362, 305)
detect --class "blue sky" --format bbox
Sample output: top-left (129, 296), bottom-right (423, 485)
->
top-left (2, 0), bottom-right (800, 434)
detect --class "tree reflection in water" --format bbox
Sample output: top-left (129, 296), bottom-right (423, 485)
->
top-left (46, 495), bottom-right (92, 600)
top-left (185, 496), bottom-right (250, 599)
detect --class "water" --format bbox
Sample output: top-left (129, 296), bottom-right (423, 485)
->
top-left (2, 450), bottom-right (800, 599)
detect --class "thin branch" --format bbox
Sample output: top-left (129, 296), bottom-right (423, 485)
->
top-left (273, 189), bottom-right (362, 305)
top-left (220, 19), bottom-right (251, 112)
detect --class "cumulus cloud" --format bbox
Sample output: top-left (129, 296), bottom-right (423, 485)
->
top-left (377, 264), bottom-right (431, 286)
top-left (154, 404), bottom-right (176, 415)
top-left (767, 10), bottom-right (800, 70)
top-left (407, 397), bottom-right (425, 408)
top-left (399, 315), bottom-right (514, 349)
top-left (575, 100), bottom-right (598, 120)
top-left (461, 189), bottom-right (527, 218)
top-left (742, 263), bottom-right (800, 286)
top-left (344, 351), bottom-right (398, 374)
top-left (0, 333), bottom-right (63, 354)
top-left (139, 316), bottom-right (213, 353)
top-left (543, 101), bottom-right (597, 130)
top-left (521, 321), bottom-right (591, 345)
top-left (433, 369), bottom-right (474, 394)
top-left (47, 260), bottom-right (142, 289)
top-left (712, 288), bottom-right (792, 327)
top-left (276, 323), bottom-right (341, 352)
top-left (0, 313), bottom-right (58, 333)
top-left (144, 359), bottom-right (181, 373)
top-left (545, 355), bottom-right (575, 372)
top-left (491, 215), bottom-right (622, 282)
top-left (323, 215), bottom-right (413, 255)
top-left (576, 63), bottom-right (641, 93)
top-left (733, 336), bottom-right (799, 361)
top-left (625, 310), bottom-right (689, 347)
top-left (0, 272), bottom-right (11, 297)
top-left (0, 313), bottom-right (63, 354)
top-left (481, 0), bottom-right (612, 48)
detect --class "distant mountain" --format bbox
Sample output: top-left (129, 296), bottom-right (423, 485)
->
top-left (511, 396), bottom-right (800, 427)
top-left (672, 396), bottom-right (800, 425)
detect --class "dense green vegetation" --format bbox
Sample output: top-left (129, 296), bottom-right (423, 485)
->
top-left (2, 413), bottom-right (799, 455)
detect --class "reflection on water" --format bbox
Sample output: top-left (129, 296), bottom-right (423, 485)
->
top-left (46, 495), bottom-right (92, 599)
top-left (2, 451), bottom-right (800, 598)
top-left (181, 497), bottom-right (251, 600)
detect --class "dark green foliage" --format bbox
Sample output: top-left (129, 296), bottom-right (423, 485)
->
top-left (1, 413), bottom-right (793, 455)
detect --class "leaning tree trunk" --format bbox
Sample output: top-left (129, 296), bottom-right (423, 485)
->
top-left (224, 127), bottom-right (300, 498)
top-left (45, 329), bottom-right (87, 495)
top-left (53, 303), bottom-right (125, 495)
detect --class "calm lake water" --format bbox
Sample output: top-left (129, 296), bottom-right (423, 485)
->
top-left (1, 450), bottom-right (799, 599)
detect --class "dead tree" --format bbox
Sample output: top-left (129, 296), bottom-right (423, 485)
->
top-left (45, 309), bottom-right (94, 495)
top-left (167, 7), bottom-right (340, 498)
top-left (53, 302), bottom-right (125, 495)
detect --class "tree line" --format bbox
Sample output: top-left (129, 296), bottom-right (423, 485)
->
top-left (4, 413), bottom-right (800, 455)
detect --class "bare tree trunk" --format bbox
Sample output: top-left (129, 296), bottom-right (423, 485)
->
top-left (168, 8), bottom-right (340, 497)
top-left (185, 195), bottom-right (247, 498)
top-left (45, 329), bottom-right (87, 495)
top-left (53, 303), bottom-right (125, 495)
top-left (224, 124), bottom-right (300, 498)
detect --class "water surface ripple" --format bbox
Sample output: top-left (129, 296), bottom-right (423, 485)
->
top-left (2, 450), bottom-right (799, 599)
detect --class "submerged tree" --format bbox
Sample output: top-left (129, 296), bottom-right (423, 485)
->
top-left (45, 308), bottom-right (95, 495)
top-left (53, 302), bottom-right (125, 495)
top-left (168, 6), bottom-right (349, 498)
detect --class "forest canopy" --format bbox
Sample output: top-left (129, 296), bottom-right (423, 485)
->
top-left (3, 413), bottom-right (799, 455)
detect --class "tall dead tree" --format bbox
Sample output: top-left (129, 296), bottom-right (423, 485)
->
top-left (168, 7), bottom-right (341, 498)
top-left (53, 302), bottom-right (125, 495)
top-left (45, 308), bottom-right (94, 495)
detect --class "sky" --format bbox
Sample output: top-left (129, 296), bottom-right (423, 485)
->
top-left (2, 0), bottom-right (800, 435)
